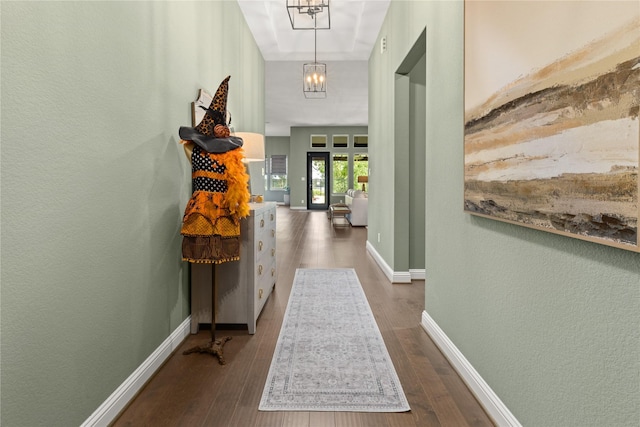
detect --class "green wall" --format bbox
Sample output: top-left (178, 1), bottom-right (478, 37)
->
top-left (369, 1), bottom-right (639, 426)
top-left (408, 53), bottom-right (426, 271)
top-left (289, 126), bottom-right (368, 209)
top-left (0, 1), bottom-right (264, 425)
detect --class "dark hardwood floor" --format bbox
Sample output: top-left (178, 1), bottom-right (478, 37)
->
top-left (113, 207), bottom-right (494, 427)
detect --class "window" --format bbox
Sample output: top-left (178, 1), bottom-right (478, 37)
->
top-left (268, 154), bottom-right (288, 190)
top-left (353, 135), bottom-right (368, 148)
top-left (353, 154), bottom-right (368, 189)
top-left (310, 134), bottom-right (327, 148)
top-left (332, 153), bottom-right (349, 194)
top-left (332, 135), bottom-right (348, 148)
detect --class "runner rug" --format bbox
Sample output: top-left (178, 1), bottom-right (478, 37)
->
top-left (259, 268), bottom-right (410, 412)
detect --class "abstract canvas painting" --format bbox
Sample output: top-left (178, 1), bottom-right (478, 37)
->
top-left (464, 1), bottom-right (640, 252)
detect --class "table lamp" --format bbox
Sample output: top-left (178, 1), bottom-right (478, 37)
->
top-left (357, 175), bottom-right (368, 192)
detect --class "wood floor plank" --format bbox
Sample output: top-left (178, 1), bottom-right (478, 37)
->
top-left (333, 412), bottom-right (363, 427)
top-left (309, 411), bottom-right (335, 427)
top-left (112, 207), bottom-right (494, 427)
top-left (282, 411), bottom-right (310, 427)
top-left (355, 412), bottom-right (390, 427)
top-left (371, 292), bottom-right (439, 426)
top-left (385, 410), bottom-right (425, 427)
top-left (224, 355), bottom-right (273, 427)
top-left (252, 411), bottom-right (284, 427)
top-left (400, 326), bottom-right (493, 427)
top-left (193, 332), bottom-right (260, 427)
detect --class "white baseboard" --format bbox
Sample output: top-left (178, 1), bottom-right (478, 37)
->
top-left (365, 241), bottom-right (412, 283)
top-left (409, 269), bottom-right (425, 280)
top-left (81, 316), bottom-right (192, 427)
top-left (420, 311), bottom-right (522, 427)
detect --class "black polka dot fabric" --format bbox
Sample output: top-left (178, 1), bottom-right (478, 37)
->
top-left (192, 145), bottom-right (227, 174)
top-left (193, 177), bottom-right (228, 193)
top-left (192, 145), bottom-right (228, 193)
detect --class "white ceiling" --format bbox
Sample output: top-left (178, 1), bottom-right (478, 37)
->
top-left (237, 0), bottom-right (390, 136)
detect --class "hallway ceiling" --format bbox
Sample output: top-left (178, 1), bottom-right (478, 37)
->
top-left (237, 0), bottom-right (390, 136)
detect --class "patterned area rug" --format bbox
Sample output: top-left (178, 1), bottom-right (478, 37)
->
top-left (259, 268), bottom-right (410, 412)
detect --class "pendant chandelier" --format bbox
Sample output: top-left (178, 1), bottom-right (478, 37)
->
top-left (286, 0), bottom-right (330, 30)
top-left (303, 28), bottom-right (327, 99)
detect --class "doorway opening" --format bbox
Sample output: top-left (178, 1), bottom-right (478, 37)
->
top-left (395, 28), bottom-right (426, 276)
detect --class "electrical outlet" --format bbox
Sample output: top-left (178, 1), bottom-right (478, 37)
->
top-left (377, 233), bottom-right (381, 243)
top-left (301, 200), bottom-right (305, 204)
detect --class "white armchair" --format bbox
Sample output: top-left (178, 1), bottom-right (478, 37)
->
top-left (344, 189), bottom-right (368, 226)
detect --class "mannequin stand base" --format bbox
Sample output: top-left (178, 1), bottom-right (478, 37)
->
top-left (183, 336), bottom-right (232, 365)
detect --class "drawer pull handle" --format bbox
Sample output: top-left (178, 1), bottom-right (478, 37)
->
top-left (270, 213), bottom-right (274, 221)
top-left (258, 265), bottom-right (263, 275)
top-left (260, 219), bottom-right (264, 228)
top-left (258, 241), bottom-right (263, 251)
top-left (259, 288), bottom-right (264, 299)
top-left (271, 268), bottom-right (275, 277)
top-left (271, 229), bottom-right (275, 237)
top-left (271, 248), bottom-right (275, 257)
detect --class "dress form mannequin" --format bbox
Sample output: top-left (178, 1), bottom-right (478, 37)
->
top-left (181, 141), bottom-right (232, 364)
top-left (177, 76), bottom-right (250, 365)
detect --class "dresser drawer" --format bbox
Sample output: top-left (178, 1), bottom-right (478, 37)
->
top-left (255, 258), bottom-right (276, 318)
top-left (189, 202), bottom-right (277, 335)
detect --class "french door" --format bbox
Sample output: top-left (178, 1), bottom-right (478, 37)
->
top-left (307, 152), bottom-right (329, 210)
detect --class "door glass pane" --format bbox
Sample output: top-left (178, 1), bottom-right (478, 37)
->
top-left (310, 155), bottom-right (326, 205)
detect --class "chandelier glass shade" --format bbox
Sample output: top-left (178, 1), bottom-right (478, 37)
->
top-left (303, 62), bottom-right (327, 98)
top-left (302, 27), bottom-right (326, 98)
top-left (286, 0), bottom-right (330, 30)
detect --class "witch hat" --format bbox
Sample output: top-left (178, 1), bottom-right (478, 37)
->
top-left (179, 76), bottom-right (243, 153)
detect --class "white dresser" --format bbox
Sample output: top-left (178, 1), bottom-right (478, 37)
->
top-left (190, 202), bottom-right (277, 334)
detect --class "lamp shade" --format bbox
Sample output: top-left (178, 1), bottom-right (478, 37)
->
top-left (235, 132), bottom-right (265, 163)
